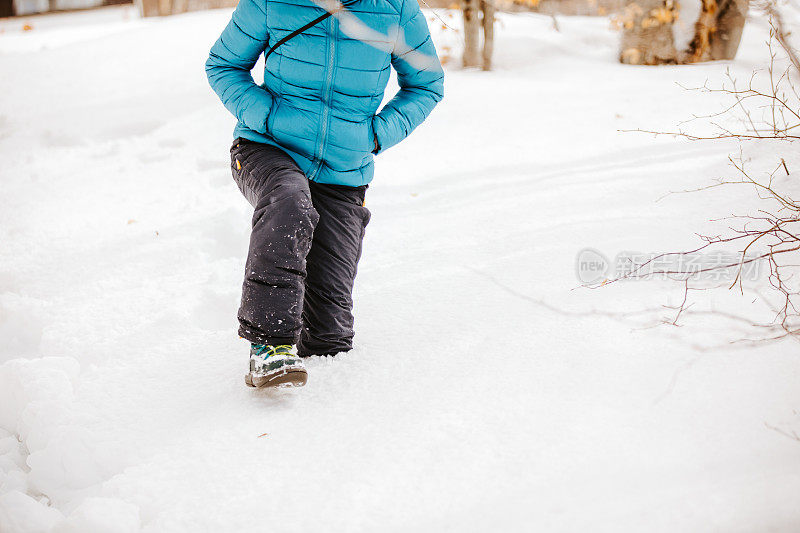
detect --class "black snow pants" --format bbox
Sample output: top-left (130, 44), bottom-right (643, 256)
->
top-left (230, 138), bottom-right (371, 356)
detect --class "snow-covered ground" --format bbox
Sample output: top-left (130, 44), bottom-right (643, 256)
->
top-left (1, 5), bottom-right (799, 532)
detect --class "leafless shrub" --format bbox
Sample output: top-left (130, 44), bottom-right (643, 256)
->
top-left (601, 3), bottom-right (800, 342)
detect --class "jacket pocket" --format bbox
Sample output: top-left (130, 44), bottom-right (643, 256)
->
top-left (370, 115), bottom-right (384, 154)
top-left (367, 117), bottom-right (377, 154)
top-left (266, 99), bottom-right (277, 134)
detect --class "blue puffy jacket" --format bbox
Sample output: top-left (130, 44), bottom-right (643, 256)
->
top-left (205, 0), bottom-right (444, 186)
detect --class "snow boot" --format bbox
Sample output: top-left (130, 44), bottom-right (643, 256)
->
top-left (245, 344), bottom-right (308, 388)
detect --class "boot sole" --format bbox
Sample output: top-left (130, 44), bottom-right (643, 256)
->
top-left (245, 368), bottom-right (308, 389)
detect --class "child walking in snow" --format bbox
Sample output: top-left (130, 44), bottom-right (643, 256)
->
top-left (206, 0), bottom-right (444, 387)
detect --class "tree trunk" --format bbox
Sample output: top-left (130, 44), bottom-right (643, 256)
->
top-left (618, 0), bottom-right (679, 65)
top-left (709, 0), bottom-right (748, 60)
top-left (172, 0), bottom-right (187, 13)
top-left (619, 0), bottom-right (748, 65)
top-left (683, 0), bottom-right (748, 62)
top-left (462, 0), bottom-right (482, 68)
top-left (0, 0), bottom-right (14, 16)
top-left (138, 0), bottom-right (160, 16)
top-left (481, 0), bottom-right (495, 71)
top-left (137, 0), bottom-right (236, 16)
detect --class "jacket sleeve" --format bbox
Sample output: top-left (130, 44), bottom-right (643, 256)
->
top-left (372, 0), bottom-right (445, 154)
top-left (205, 0), bottom-right (273, 135)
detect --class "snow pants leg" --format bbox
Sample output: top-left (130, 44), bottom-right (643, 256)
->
top-left (230, 139), bottom-right (370, 355)
top-left (299, 180), bottom-right (371, 356)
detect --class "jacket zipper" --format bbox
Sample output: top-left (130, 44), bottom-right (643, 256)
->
top-left (308, 13), bottom-right (337, 181)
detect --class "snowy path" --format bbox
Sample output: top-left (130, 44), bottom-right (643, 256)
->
top-left (1, 6), bottom-right (799, 532)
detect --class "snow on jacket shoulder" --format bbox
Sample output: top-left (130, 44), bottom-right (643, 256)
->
top-left (205, 0), bottom-right (444, 186)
